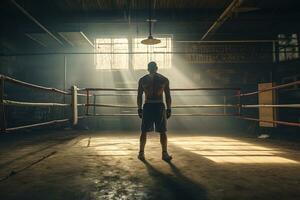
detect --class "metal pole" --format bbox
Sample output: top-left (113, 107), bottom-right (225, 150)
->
top-left (86, 90), bottom-right (90, 115)
top-left (91, 94), bottom-right (96, 130)
top-left (0, 77), bottom-right (6, 133)
top-left (64, 55), bottom-right (67, 94)
top-left (93, 94), bottom-right (96, 115)
top-left (272, 41), bottom-right (277, 63)
top-left (71, 85), bottom-right (78, 126)
top-left (63, 55), bottom-right (67, 118)
top-left (63, 55), bottom-right (67, 102)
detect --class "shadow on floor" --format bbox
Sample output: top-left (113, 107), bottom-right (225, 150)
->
top-left (141, 160), bottom-right (207, 200)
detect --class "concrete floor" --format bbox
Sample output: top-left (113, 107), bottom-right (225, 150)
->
top-left (0, 130), bottom-right (300, 200)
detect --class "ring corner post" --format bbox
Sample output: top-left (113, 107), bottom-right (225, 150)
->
top-left (0, 76), bottom-right (6, 133)
top-left (71, 85), bottom-right (78, 126)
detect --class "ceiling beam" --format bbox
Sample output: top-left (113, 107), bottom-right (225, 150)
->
top-left (25, 33), bottom-right (47, 47)
top-left (80, 32), bottom-right (94, 48)
top-left (201, 0), bottom-right (242, 40)
top-left (58, 32), bottom-right (75, 47)
top-left (10, 0), bottom-right (64, 46)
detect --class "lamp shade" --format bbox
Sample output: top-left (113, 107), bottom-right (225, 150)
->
top-left (141, 35), bottom-right (161, 45)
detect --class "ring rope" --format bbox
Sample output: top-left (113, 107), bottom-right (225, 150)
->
top-left (2, 100), bottom-right (87, 107)
top-left (78, 80), bottom-right (300, 98)
top-left (77, 93), bottom-right (90, 97)
top-left (1, 74), bottom-right (88, 97)
top-left (2, 75), bottom-right (70, 95)
top-left (1, 74), bottom-right (299, 132)
top-left (79, 87), bottom-right (240, 92)
top-left (239, 80), bottom-right (300, 97)
top-left (86, 103), bottom-right (300, 109)
top-left (93, 94), bottom-right (232, 97)
top-left (0, 74), bottom-right (89, 133)
top-left (237, 116), bottom-right (300, 127)
top-left (88, 113), bottom-right (236, 117)
top-left (6, 118), bottom-right (69, 132)
top-left (241, 104), bottom-right (300, 108)
top-left (86, 103), bottom-right (239, 108)
top-left (3, 101), bottom-right (299, 109)
top-left (3, 100), bottom-right (70, 107)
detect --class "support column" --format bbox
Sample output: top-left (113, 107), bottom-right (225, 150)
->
top-left (93, 94), bottom-right (96, 115)
top-left (0, 77), bottom-right (6, 133)
top-left (71, 85), bottom-right (78, 126)
top-left (63, 55), bottom-right (67, 103)
top-left (63, 55), bottom-right (67, 118)
top-left (86, 90), bottom-right (90, 115)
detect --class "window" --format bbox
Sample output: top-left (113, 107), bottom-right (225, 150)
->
top-left (95, 38), bottom-right (129, 69)
top-left (94, 36), bottom-right (172, 70)
top-left (278, 34), bottom-right (299, 62)
top-left (133, 37), bottom-right (172, 70)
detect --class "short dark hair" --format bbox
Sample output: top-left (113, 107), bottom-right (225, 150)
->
top-left (148, 61), bottom-right (157, 72)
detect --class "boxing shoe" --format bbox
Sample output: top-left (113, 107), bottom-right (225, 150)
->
top-left (162, 151), bottom-right (172, 162)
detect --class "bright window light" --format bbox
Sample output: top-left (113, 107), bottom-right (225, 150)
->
top-left (133, 37), bottom-right (172, 70)
top-left (95, 38), bottom-right (129, 70)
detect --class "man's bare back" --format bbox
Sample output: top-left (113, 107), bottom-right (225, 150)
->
top-left (137, 73), bottom-right (171, 109)
top-left (139, 73), bottom-right (169, 102)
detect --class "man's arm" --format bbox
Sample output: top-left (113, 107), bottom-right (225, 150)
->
top-left (137, 79), bottom-right (143, 109)
top-left (164, 79), bottom-right (172, 109)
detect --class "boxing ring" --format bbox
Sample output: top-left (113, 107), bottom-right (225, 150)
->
top-left (0, 74), bottom-right (299, 133)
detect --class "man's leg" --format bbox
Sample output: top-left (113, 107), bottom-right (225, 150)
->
top-left (160, 132), bottom-right (168, 152)
top-left (138, 132), bottom-right (147, 160)
top-left (160, 132), bottom-right (172, 161)
top-left (139, 132), bottom-right (147, 153)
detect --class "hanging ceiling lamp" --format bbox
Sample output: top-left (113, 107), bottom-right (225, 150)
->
top-left (141, 0), bottom-right (161, 45)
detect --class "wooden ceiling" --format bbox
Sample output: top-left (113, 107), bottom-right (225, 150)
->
top-left (9, 0), bottom-right (300, 12)
top-left (1, 0), bottom-right (299, 54)
top-left (18, 0), bottom-right (233, 11)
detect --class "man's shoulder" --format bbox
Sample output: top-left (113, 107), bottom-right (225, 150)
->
top-left (139, 73), bottom-right (169, 82)
top-left (139, 75), bottom-right (148, 81)
top-left (157, 73), bottom-right (169, 82)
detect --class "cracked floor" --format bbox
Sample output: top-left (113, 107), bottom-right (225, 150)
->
top-left (0, 130), bottom-right (300, 200)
